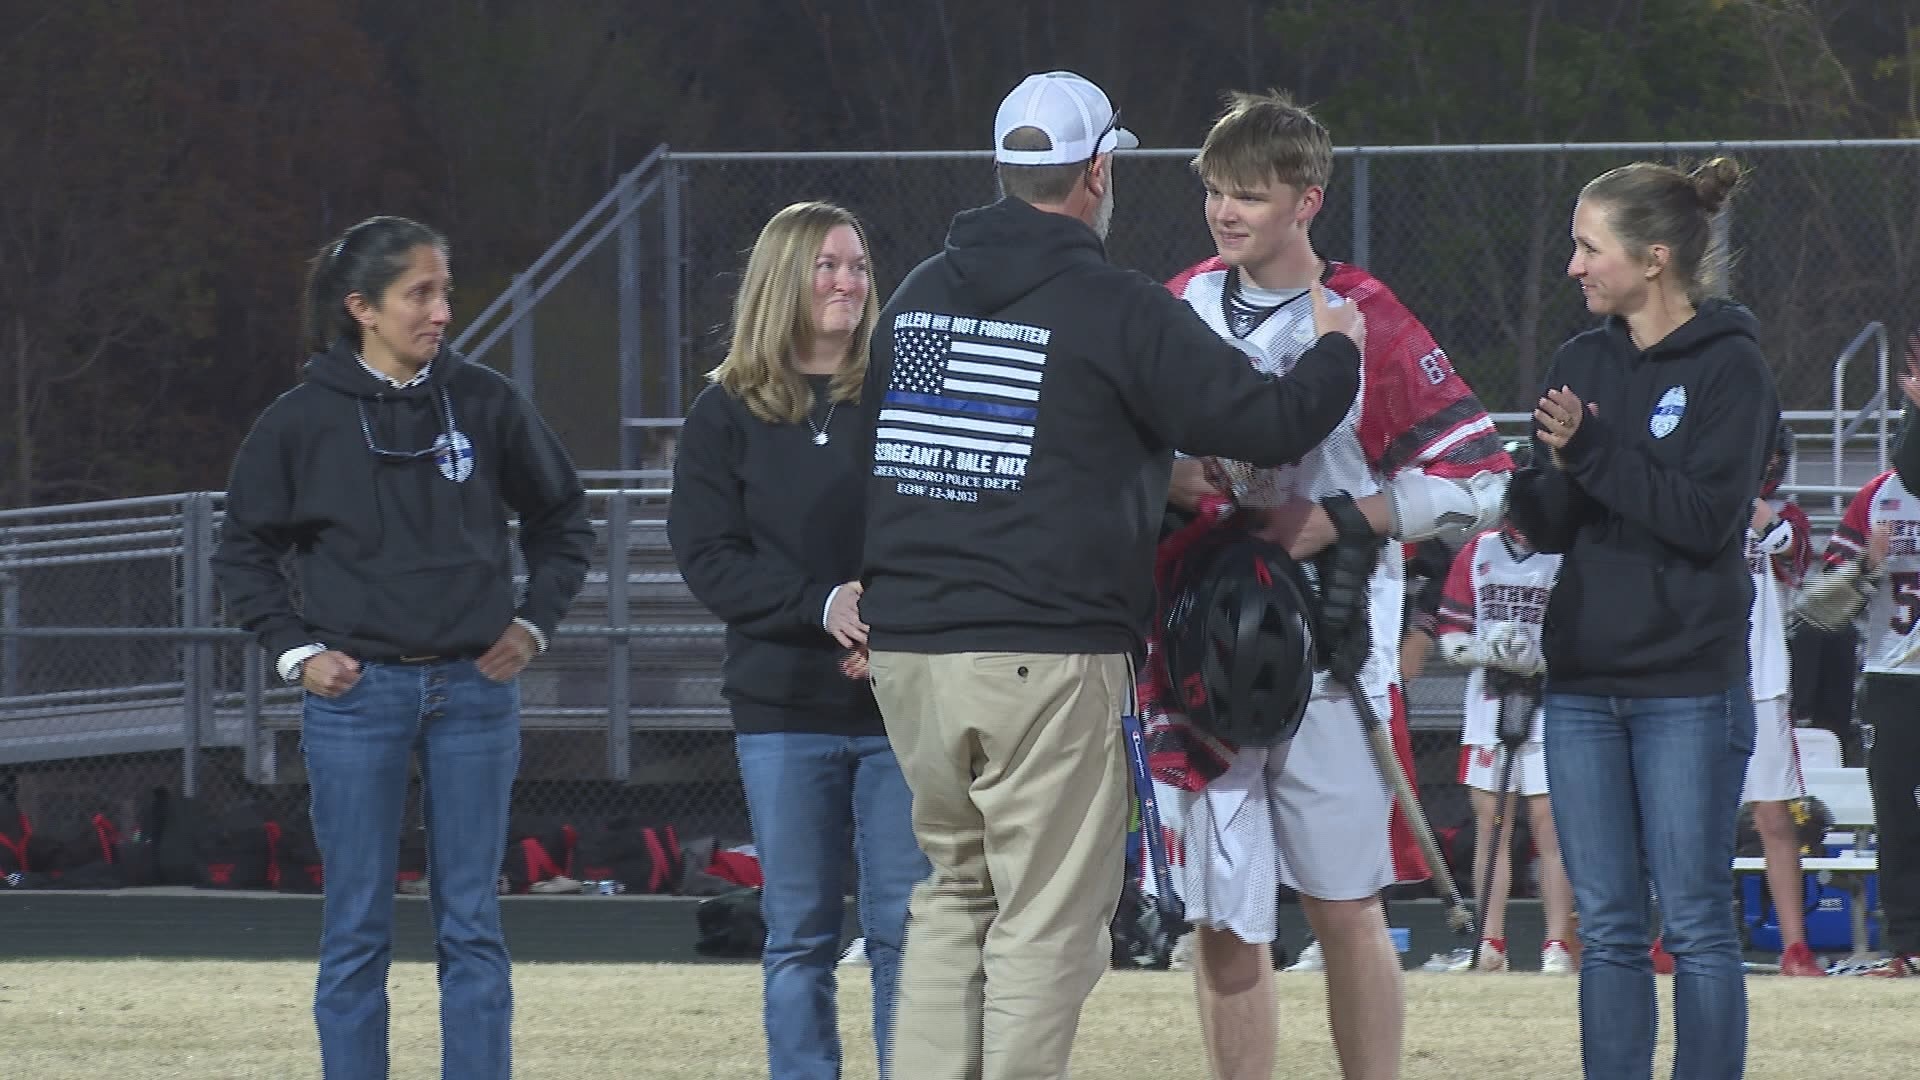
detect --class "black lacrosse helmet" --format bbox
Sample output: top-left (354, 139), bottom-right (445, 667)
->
top-left (1761, 418), bottom-right (1793, 497)
top-left (1161, 533), bottom-right (1317, 747)
top-left (1734, 794), bottom-right (1834, 858)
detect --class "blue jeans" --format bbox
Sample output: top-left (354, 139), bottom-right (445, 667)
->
top-left (302, 659), bottom-right (522, 1080)
top-left (735, 731), bottom-right (929, 1080)
top-left (1545, 687), bottom-right (1754, 1080)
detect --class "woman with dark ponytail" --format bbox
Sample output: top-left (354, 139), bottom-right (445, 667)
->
top-left (213, 216), bottom-right (594, 1079)
top-left (1506, 158), bottom-right (1779, 1080)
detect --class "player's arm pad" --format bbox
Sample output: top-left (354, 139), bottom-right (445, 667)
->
top-left (1387, 468), bottom-right (1508, 542)
top-left (1792, 559), bottom-right (1880, 633)
top-left (1436, 631), bottom-right (1491, 670)
top-left (1753, 516), bottom-right (1796, 556)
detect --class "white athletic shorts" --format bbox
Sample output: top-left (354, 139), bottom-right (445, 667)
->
top-left (1458, 740), bottom-right (1548, 797)
top-left (1741, 695), bottom-right (1804, 804)
top-left (1159, 688), bottom-right (1396, 945)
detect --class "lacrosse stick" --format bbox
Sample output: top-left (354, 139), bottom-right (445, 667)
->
top-left (1475, 670), bottom-right (1543, 954)
top-left (1121, 703), bottom-right (1187, 934)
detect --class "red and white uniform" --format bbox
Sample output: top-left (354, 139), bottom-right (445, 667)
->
top-left (1822, 471), bottom-right (1920, 677)
top-left (1436, 529), bottom-right (1559, 796)
top-left (1140, 259), bottom-right (1508, 938)
top-left (1742, 499), bottom-right (1810, 803)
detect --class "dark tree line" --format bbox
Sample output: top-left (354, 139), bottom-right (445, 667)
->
top-left (1, 0), bottom-right (1913, 506)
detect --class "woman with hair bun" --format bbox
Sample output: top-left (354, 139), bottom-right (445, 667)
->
top-left (1506, 158), bottom-right (1780, 1080)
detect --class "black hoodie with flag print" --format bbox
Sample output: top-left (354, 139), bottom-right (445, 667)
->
top-left (1506, 299), bottom-right (1780, 697)
top-left (213, 343), bottom-right (594, 664)
top-left (857, 196), bottom-right (1361, 656)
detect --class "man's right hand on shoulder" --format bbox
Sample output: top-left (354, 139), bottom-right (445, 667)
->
top-left (1310, 282), bottom-right (1365, 352)
top-left (301, 651), bottom-right (362, 698)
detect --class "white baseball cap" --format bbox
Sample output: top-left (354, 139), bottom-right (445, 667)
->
top-left (993, 71), bottom-right (1138, 166)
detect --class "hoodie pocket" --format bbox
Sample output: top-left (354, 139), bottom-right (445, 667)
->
top-left (351, 563), bottom-right (513, 649)
top-left (1545, 554), bottom-right (1738, 681)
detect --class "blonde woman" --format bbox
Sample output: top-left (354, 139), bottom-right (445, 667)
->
top-left (669, 201), bottom-right (927, 1080)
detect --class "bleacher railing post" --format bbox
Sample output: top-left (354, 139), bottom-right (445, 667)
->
top-left (617, 181), bottom-right (646, 471)
top-left (606, 491), bottom-right (632, 781)
top-left (243, 640), bottom-right (271, 784)
top-left (180, 493), bottom-right (215, 798)
top-left (662, 158), bottom-right (685, 417)
top-left (0, 526), bottom-right (19, 699)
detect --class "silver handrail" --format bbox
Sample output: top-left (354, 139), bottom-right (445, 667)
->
top-left (1830, 322), bottom-right (1891, 516)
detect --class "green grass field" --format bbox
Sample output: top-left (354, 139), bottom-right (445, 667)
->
top-left (0, 961), bottom-right (1912, 1078)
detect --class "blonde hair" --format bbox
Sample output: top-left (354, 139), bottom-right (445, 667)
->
top-left (1580, 157), bottom-right (1746, 303)
top-left (708, 202), bottom-right (877, 424)
top-left (1193, 90), bottom-right (1333, 194)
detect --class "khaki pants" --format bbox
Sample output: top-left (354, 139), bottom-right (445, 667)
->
top-left (868, 651), bottom-right (1131, 1080)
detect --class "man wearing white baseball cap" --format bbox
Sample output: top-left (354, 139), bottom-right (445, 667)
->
top-left (856, 70), bottom-right (1365, 1080)
top-left (993, 70), bottom-right (1140, 164)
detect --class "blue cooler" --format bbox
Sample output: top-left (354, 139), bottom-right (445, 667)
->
top-left (1740, 859), bottom-right (1879, 953)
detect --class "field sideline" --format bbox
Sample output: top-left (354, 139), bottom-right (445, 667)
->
top-left (0, 961), bottom-right (1913, 1078)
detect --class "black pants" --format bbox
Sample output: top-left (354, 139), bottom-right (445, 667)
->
top-left (1863, 674), bottom-right (1920, 955)
top-left (1791, 623), bottom-right (1863, 763)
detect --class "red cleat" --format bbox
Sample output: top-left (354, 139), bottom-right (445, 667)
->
top-left (1779, 941), bottom-right (1827, 977)
top-left (1651, 937), bottom-right (1675, 975)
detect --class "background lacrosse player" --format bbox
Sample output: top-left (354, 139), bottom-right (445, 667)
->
top-left (1739, 419), bottom-right (1826, 977)
top-left (1802, 450), bottom-right (1920, 976)
top-left (1144, 91), bottom-right (1510, 1080)
top-left (1426, 489), bottom-right (1575, 975)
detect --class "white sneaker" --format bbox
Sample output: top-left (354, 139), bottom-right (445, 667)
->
top-left (1283, 940), bottom-right (1325, 972)
top-left (1540, 940), bottom-right (1575, 975)
top-left (838, 938), bottom-right (868, 966)
top-left (1476, 940), bottom-right (1508, 972)
top-left (1422, 946), bottom-right (1475, 973)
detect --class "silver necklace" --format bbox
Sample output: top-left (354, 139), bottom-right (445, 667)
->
top-left (806, 400), bottom-right (837, 446)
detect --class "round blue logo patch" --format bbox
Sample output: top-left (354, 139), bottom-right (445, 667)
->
top-left (434, 430), bottom-right (475, 483)
top-left (1649, 386), bottom-right (1687, 440)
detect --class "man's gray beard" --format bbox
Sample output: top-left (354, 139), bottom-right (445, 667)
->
top-left (1092, 172), bottom-right (1115, 240)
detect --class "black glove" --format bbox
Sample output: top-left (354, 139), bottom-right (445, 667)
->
top-left (1314, 492), bottom-right (1384, 683)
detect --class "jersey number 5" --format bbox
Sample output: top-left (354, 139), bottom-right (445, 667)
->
top-left (1891, 571), bottom-right (1920, 636)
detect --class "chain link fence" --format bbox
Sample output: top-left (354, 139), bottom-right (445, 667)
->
top-left (664, 142), bottom-right (1920, 425)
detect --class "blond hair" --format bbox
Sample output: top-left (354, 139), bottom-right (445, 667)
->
top-left (1580, 157), bottom-right (1746, 303)
top-left (1192, 90), bottom-right (1333, 194)
top-left (708, 202), bottom-right (877, 424)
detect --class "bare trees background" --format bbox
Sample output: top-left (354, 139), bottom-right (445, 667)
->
top-left (1, 0), bottom-right (1913, 506)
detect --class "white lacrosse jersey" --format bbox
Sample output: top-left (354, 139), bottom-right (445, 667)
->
top-left (1822, 470), bottom-right (1920, 676)
top-left (1435, 529), bottom-right (1560, 746)
top-left (1168, 258), bottom-right (1507, 702)
top-left (1746, 503), bottom-right (1801, 700)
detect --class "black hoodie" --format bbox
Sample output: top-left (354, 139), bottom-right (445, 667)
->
top-left (858, 196), bottom-right (1360, 655)
top-left (1896, 403), bottom-right (1920, 496)
top-left (213, 344), bottom-right (594, 663)
top-left (1506, 300), bottom-right (1779, 696)
top-left (668, 376), bottom-right (884, 736)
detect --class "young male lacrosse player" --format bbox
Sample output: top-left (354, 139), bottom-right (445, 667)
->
top-left (1146, 90), bottom-right (1511, 1080)
top-left (1740, 420), bottom-right (1827, 977)
top-left (1425, 470), bottom-right (1575, 975)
